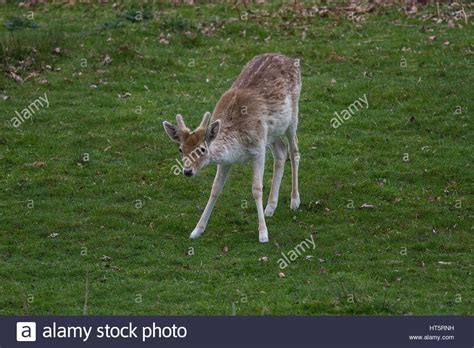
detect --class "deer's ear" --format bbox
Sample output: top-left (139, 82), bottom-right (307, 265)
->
top-left (206, 120), bottom-right (220, 143)
top-left (163, 121), bottom-right (180, 143)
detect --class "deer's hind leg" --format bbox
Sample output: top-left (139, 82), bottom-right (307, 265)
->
top-left (287, 100), bottom-right (300, 210)
top-left (252, 147), bottom-right (269, 243)
top-left (264, 138), bottom-right (287, 217)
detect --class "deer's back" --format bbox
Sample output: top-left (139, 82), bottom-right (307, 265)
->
top-left (232, 53), bottom-right (301, 100)
top-left (212, 53), bottom-right (301, 147)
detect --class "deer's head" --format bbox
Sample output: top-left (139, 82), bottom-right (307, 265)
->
top-left (163, 112), bottom-right (220, 176)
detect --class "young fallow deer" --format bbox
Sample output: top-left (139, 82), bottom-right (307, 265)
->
top-left (163, 53), bottom-right (301, 243)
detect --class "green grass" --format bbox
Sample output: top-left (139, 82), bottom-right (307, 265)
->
top-left (0, 2), bottom-right (472, 316)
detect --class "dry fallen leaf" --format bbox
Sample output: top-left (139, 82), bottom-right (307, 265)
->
top-left (360, 203), bottom-right (375, 209)
top-left (184, 31), bottom-right (195, 39)
top-left (159, 36), bottom-right (170, 45)
top-left (328, 52), bottom-right (345, 61)
top-left (118, 92), bottom-right (132, 99)
top-left (223, 246), bottom-right (229, 254)
top-left (278, 272), bottom-right (286, 278)
top-left (118, 46), bottom-right (130, 53)
top-left (33, 161), bottom-right (46, 167)
top-left (405, 4), bottom-right (417, 15)
top-left (443, 40), bottom-right (450, 46)
top-left (102, 55), bottom-right (112, 65)
top-left (52, 47), bottom-right (61, 55)
top-left (24, 72), bottom-right (39, 81)
top-left (8, 71), bottom-right (23, 83)
top-left (259, 256), bottom-right (268, 262)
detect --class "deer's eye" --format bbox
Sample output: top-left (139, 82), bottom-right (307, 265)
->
top-left (179, 148), bottom-right (183, 153)
top-left (200, 146), bottom-right (206, 154)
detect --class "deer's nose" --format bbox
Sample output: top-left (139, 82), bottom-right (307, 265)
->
top-left (184, 168), bottom-right (193, 177)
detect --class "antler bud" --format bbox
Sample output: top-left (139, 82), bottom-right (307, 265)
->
top-left (176, 114), bottom-right (188, 131)
top-left (199, 112), bottom-right (211, 130)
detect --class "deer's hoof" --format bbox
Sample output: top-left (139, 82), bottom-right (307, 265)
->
top-left (264, 205), bottom-right (276, 217)
top-left (189, 228), bottom-right (204, 239)
top-left (259, 232), bottom-right (269, 243)
top-left (290, 196), bottom-right (300, 210)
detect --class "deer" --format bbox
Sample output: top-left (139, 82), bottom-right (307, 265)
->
top-left (163, 53), bottom-right (301, 243)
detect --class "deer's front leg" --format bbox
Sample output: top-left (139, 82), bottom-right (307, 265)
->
top-left (252, 151), bottom-right (269, 243)
top-left (189, 164), bottom-right (231, 239)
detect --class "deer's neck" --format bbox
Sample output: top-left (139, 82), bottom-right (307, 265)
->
top-left (208, 132), bottom-right (247, 165)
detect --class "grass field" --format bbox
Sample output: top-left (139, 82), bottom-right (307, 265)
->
top-left (0, 1), bottom-right (472, 315)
